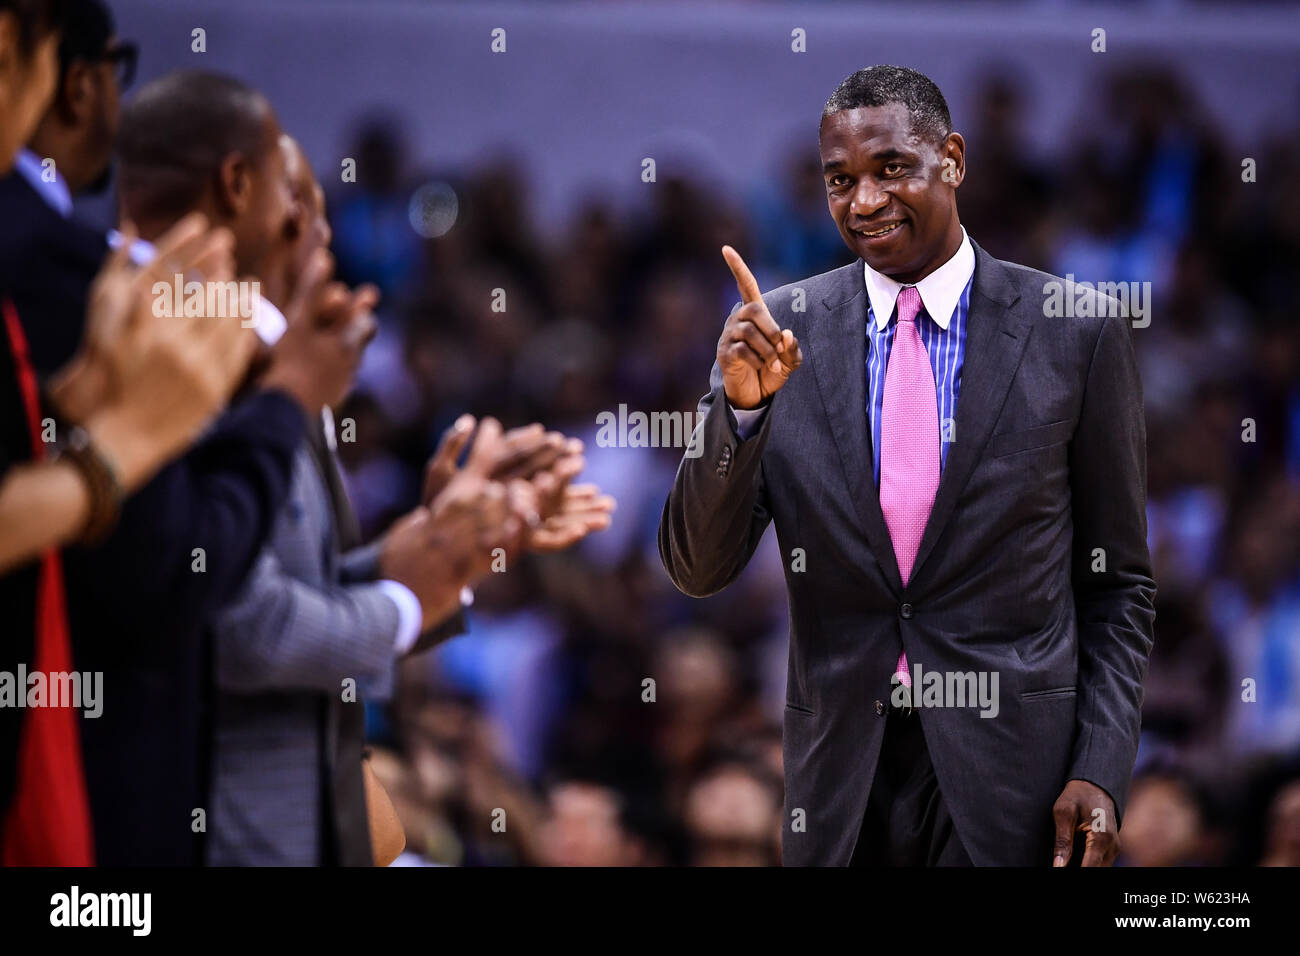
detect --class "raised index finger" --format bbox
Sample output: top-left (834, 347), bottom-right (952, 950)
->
top-left (722, 245), bottom-right (762, 305)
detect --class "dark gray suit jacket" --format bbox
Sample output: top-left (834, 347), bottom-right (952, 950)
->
top-left (659, 239), bottom-right (1156, 866)
top-left (206, 435), bottom-right (464, 866)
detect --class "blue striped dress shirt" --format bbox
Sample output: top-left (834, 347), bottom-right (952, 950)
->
top-left (863, 228), bottom-right (975, 487)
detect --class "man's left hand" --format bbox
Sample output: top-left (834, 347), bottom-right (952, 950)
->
top-left (1052, 779), bottom-right (1119, 867)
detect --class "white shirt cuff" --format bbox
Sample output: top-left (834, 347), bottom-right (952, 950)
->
top-left (251, 294), bottom-right (288, 346)
top-left (730, 402), bottom-right (769, 440)
top-left (379, 580), bottom-right (424, 655)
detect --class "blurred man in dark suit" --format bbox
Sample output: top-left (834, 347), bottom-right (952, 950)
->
top-left (0, 54), bottom-right (370, 863)
top-left (206, 138), bottom-right (614, 865)
top-left (0, 0), bottom-right (129, 367)
top-left (0, 0), bottom-right (268, 866)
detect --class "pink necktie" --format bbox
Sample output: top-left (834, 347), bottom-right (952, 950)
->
top-left (879, 286), bottom-right (940, 689)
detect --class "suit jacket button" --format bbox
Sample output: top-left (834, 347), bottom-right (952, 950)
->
top-left (900, 603), bottom-right (913, 620)
top-left (874, 700), bottom-right (885, 716)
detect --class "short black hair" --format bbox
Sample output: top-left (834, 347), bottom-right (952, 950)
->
top-left (823, 65), bottom-right (953, 146)
top-left (0, 0), bottom-right (66, 58)
top-left (118, 70), bottom-right (274, 221)
top-left (55, 0), bottom-right (111, 81)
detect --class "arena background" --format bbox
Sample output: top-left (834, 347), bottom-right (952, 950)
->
top-left (81, 0), bottom-right (1300, 865)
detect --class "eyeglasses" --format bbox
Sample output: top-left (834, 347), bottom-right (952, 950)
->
top-left (102, 41), bottom-right (138, 92)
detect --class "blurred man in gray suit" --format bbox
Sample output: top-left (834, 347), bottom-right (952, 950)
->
top-left (659, 66), bottom-right (1155, 867)
top-left (206, 137), bottom-right (614, 866)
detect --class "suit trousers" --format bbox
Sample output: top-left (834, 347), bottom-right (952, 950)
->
top-left (850, 707), bottom-right (973, 866)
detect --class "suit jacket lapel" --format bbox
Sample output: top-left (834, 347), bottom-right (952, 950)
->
top-left (909, 241), bottom-right (1029, 583)
top-left (807, 263), bottom-right (904, 595)
top-left (305, 421), bottom-right (362, 551)
top-left (303, 417), bottom-right (373, 866)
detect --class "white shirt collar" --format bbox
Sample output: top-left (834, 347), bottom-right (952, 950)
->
top-left (14, 148), bottom-right (73, 219)
top-left (865, 225), bottom-right (975, 332)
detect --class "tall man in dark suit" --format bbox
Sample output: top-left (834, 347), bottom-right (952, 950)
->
top-left (659, 65), bottom-right (1156, 867)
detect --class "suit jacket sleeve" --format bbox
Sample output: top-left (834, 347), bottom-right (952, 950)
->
top-left (211, 547), bottom-right (404, 694)
top-left (338, 540), bottom-right (383, 584)
top-left (1065, 309), bottom-right (1157, 822)
top-left (78, 389), bottom-right (307, 639)
top-left (338, 540), bottom-right (468, 655)
top-left (659, 356), bottom-right (775, 598)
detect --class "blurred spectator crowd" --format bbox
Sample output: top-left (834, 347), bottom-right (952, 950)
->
top-left (332, 64), bottom-right (1300, 867)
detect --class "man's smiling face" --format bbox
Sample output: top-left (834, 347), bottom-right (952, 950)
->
top-left (819, 102), bottom-right (964, 284)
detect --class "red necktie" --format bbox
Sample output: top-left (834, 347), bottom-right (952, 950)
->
top-left (1, 299), bottom-right (95, 866)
